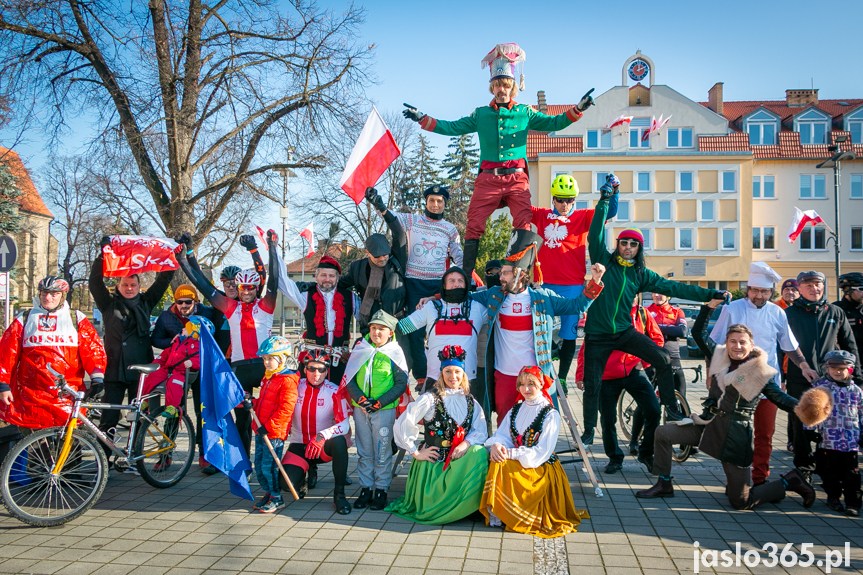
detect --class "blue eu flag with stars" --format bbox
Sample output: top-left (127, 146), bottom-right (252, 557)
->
top-left (198, 327), bottom-right (253, 500)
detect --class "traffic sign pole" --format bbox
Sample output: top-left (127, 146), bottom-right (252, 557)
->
top-left (0, 236), bottom-right (19, 329)
top-left (2, 272), bottom-right (9, 329)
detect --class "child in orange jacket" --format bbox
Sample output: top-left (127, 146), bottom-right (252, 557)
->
top-left (252, 336), bottom-right (299, 513)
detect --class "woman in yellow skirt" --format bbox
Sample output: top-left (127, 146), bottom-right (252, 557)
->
top-left (481, 366), bottom-right (589, 537)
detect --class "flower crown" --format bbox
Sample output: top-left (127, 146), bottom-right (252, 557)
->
top-left (438, 345), bottom-right (467, 363)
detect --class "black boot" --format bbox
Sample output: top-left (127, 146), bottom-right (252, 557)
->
top-left (637, 454), bottom-right (655, 475)
top-left (462, 239), bottom-right (480, 284)
top-left (354, 487), bottom-right (373, 509)
top-left (307, 466), bottom-right (318, 490)
top-left (636, 477), bottom-right (674, 498)
top-left (369, 488), bottom-right (388, 510)
top-left (580, 429), bottom-right (594, 446)
top-left (334, 486), bottom-right (352, 515)
top-left (782, 469), bottom-right (815, 508)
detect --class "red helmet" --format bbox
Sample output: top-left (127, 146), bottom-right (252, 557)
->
top-left (303, 347), bottom-right (332, 367)
top-left (38, 276), bottom-right (70, 293)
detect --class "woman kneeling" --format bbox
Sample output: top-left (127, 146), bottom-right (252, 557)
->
top-left (388, 346), bottom-right (489, 524)
top-left (481, 366), bottom-right (589, 537)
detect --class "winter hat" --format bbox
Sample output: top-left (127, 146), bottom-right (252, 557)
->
top-left (747, 262), bottom-right (782, 289)
top-left (781, 279), bottom-right (799, 291)
top-left (317, 255), bottom-right (341, 274)
top-left (369, 310), bottom-right (398, 332)
top-left (174, 284), bottom-right (199, 302)
top-left (794, 387), bottom-right (833, 427)
top-left (617, 229), bottom-right (644, 244)
top-left (423, 185), bottom-right (450, 201)
top-left (364, 233), bottom-right (390, 258)
top-left (796, 270), bottom-right (826, 284)
top-left (823, 350), bottom-right (856, 366)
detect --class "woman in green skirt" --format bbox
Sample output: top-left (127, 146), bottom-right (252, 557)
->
top-left (387, 345), bottom-right (489, 524)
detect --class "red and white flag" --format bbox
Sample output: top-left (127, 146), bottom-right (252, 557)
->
top-left (606, 114), bottom-right (633, 130)
top-left (787, 207), bottom-right (825, 242)
top-left (101, 235), bottom-right (179, 277)
top-left (299, 224), bottom-right (315, 257)
top-left (339, 107), bottom-right (401, 204)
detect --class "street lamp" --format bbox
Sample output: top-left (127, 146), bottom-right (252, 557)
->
top-left (277, 147), bottom-right (296, 336)
top-left (816, 135), bottom-right (857, 300)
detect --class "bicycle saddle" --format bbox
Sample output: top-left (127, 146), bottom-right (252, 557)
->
top-left (129, 363), bottom-right (160, 374)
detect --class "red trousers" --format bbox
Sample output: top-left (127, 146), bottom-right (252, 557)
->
top-left (752, 398), bottom-right (778, 484)
top-left (494, 370), bottom-right (521, 426)
top-left (465, 172), bottom-right (532, 240)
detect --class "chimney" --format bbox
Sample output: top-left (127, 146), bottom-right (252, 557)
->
top-left (707, 82), bottom-right (724, 115)
top-left (786, 89), bottom-right (819, 107)
top-left (537, 90), bottom-right (547, 113)
top-left (317, 238), bottom-right (327, 252)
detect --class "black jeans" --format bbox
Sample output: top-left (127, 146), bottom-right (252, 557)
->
top-left (816, 448), bottom-right (861, 509)
top-left (600, 370), bottom-right (660, 462)
top-left (582, 327), bottom-right (673, 431)
top-left (786, 379), bottom-right (816, 472)
top-left (283, 435), bottom-right (349, 490)
top-left (404, 278), bottom-right (440, 381)
top-left (99, 379), bottom-right (140, 437)
top-left (232, 360), bottom-right (265, 459)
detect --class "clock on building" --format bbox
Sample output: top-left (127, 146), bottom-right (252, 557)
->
top-left (628, 59), bottom-right (650, 82)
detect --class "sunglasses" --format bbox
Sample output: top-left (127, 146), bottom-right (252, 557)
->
top-left (176, 299), bottom-right (194, 305)
top-left (553, 197), bottom-right (576, 204)
top-left (618, 239), bottom-right (641, 248)
top-left (851, 286), bottom-right (863, 292)
top-left (237, 284), bottom-right (257, 291)
top-left (305, 365), bottom-right (328, 373)
top-left (221, 280), bottom-right (237, 287)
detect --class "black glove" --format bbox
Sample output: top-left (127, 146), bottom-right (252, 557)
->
top-left (402, 103), bottom-right (425, 123)
top-left (710, 290), bottom-right (730, 304)
top-left (599, 182), bottom-right (617, 199)
top-left (266, 229), bottom-right (278, 247)
top-left (256, 426), bottom-right (268, 437)
top-left (364, 187), bottom-right (386, 212)
top-left (239, 234), bottom-right (257, 251)
top-left (365, 399), bottom-right (382, 413)
top-left (174, 232), bottom-right (192, 247)
top-left (100, 235), bottom-right (112, 248)
top-left (576, 88), bottom-right (595, 112)
top-left (357, 395), bottom-right (375, 411)
top-left (242, 397), bottom-right (253, 410)
top-left (88, 377), bottom-right (104, 398)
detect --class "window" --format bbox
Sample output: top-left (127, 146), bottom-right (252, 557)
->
top-left (595, 172), bottom-right (609, 190)
top-left (795, 109), bottom-right (829, 145)
top-left (640, 228), bottom-right (652, 249)
top-left (752, 175), bottom-right (775, 199)
top-left (630, 117), bottom-right (651, 148)
top-left (678, 171), bottom-right (694, 193)
top-left (677, 228), bottom-right (694, 250)
top-left (852, 226), bottom-right (863, 250)
top-left (636, 172), bottom-right (651, 193)
top-left (848, 108), bottom-right (863, 144)
top-left (851, 174), bottom-right (863, 199)
top-left (752, 226), bottom-right (776, 250)
top-left (666, 128), bottom-right (693, 148)
top-left (616, 200), bottom-right (630, 221)
top-left (799, 226), bottom-right (827, 251)
top-left (656, 200), bottom-right (672, 221)
top-left (744, 109), bottom-right (779, 145)
top-left (575, 200), bottom-right (589, 211)
top-left (699, 200), bottom-right (715, 221)
top-left (721, 229), bottom-right (736, 250)
top-left (586, 129), bottom-right (612, 149)
top-left (721, 171), bottom-right (736, 193)
top-left (800, 174), bottom-right (826, 199)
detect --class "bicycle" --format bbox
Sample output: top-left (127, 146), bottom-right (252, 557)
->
top-left (0, 363), bottom-right (196, 526)
top-left (617, 364), bottom-right (702, 463)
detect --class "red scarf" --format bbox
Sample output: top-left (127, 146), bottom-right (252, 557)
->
top-left (311, 289), bottom-right (346, 339)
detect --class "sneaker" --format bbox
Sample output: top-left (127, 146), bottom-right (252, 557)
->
top-left (153, 456), bottom-right (172, 472)
top-left (253, 494), bottom-right (271, 510)
top-left (846, 507), bottom-right (860, 518)
top-left (369, 489), bottom-right (388, 511)
top-left (604, 461), bottom-right (622, 474)
top-left (580, 429), bottom-right (594, 446)
top-left (628, 442), bottom-right (639, 456)
top-left (353, 487), bottom-right (373, 509)
top-left (258, 497), bottom-right (285, 514)
top-left (160, 406), bottom-right (178, 419)
top-left (826, 497), bottom-right (846, 513)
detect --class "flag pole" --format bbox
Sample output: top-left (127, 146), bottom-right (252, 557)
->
top-left (249, 406), bottom-right (300, 501)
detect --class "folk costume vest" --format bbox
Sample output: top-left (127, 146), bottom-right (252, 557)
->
top-left (509, 400), bottom-right (558, 464)
top-left (424, 391), bottom-right (475, 461)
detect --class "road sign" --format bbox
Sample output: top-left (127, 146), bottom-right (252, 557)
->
top-left (0, 235), bottom-right (17, 273)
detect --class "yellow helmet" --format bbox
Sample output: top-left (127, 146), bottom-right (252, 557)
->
top-left (550, 174), bottom-right (579, 198)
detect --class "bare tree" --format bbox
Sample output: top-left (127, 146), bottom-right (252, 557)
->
top-left (0, 0), bottom-right (373, 246)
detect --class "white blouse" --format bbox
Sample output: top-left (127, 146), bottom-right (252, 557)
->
top-left (393, 388), bottom-right (488, 453)
top-left (484, 398), bottom-right (560, 469)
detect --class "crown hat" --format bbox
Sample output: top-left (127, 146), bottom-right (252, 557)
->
top-left (481, 42), bottom-right (527, 91)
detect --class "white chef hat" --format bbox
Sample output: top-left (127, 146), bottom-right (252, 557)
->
top-left (748, 262), bottom-right (782, 289)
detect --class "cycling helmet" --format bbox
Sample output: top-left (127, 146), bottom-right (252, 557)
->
top-left (38, 276), bottom-right (70, 293)
top-left (838, 272), bottom-right (863, 293)
top-left (235, 268), bottom-right (261, 286)
top-left (220, 265), bottom-right (242, 281)
top-left (257, 336), bottom-right (294, 358)
top-left (303, 347), bottom-right (332, 366)
top-left (550, 174), bottom-right (578, 198)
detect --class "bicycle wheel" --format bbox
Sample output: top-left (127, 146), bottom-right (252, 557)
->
top-left (134, 411), bottom-right (195, 488)
top-left (669, 391), bottom-right (693, 463)
top-left (0, 428), bottom-right (108, 527)
top-left (617, 391), bottom-right (638, 441)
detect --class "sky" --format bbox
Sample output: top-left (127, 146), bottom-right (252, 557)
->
top-left (6, 0), bottom-right (863, 261)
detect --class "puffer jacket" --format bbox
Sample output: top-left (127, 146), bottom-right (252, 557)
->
top-left (252, 370), bottom-right (299, 441)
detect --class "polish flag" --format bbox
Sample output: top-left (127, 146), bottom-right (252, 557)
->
top-left (606, 114), bottom-right (633, 130)
top-left (299, 224), bottom-right (315, 257)
top-left (787, 207), bottom-right (825, 242)
top-left (339, 107), bottom-right (401, 204)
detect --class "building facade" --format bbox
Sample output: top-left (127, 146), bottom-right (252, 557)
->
top-left (527, 52), bottom-right (862, 293)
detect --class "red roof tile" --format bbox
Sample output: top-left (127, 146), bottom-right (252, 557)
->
top-left (697, 133), bottom-right (751, 152)
top-left (705, 99), bottom-right (863, 127)
top-left (526, 104), bottom-right (583, 158)
top-left (0, 146), bottom-right (53, 218)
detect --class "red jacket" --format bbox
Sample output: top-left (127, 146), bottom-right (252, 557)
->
top-left (252, 371), bottom-right (299, 441)
top-left (0, 304), bottom-right (107, 429)
top-left (576, 305), bottom-right (663, 382)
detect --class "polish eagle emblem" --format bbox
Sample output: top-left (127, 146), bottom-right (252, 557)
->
top-left (543, 222), bottom-right (568, 249)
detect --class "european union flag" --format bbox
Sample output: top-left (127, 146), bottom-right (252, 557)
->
top-left (198, 327), bottom-right (253, 500)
